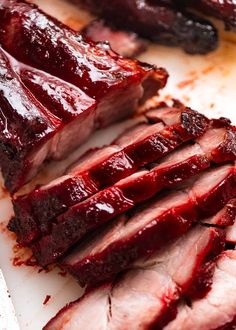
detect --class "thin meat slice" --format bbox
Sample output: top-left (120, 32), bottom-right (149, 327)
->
top-left (73, 0), bottom-right (218, 54)
top-left (44, 226), bottom-right (224, 330)
top-left (164, 250), bottom-right (236, 330)
top-left (0, 0), bottom-right (168, 121)
top-left (82, 19), bottom-right (147, 57)
top-left (61, 164), bottom-right (236, 286)
top-left (11, 105), bottom-right (209, 245)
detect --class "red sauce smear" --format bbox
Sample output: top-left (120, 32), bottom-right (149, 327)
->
top-left (43, 295), bottom-right (51, 305)
top-left (177, 78), bottom-right (196, 89)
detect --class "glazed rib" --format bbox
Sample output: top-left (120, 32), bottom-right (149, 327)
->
top-left (82, 19), bottom-right (147, 57)
top-left (44, 225), bottom-right (224, 330)
top-left (164, 250), bottom-right (236, 330)
top-left (11, 105), bottom-right (209, 245)
top-left (73, 0), bottom-right (218, 54)
top-left (0, 0), bottom-right (167, 117)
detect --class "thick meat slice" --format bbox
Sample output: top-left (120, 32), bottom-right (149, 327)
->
top-left (164, 250), bottom-right (236, 330)
top-left (11, 105), bottom-right (209, 245)
top-left (82, 19), bottom-right (147, 57)
top-left (61, 164), bottom-right (236, 286)
top-left (0, 0), bottom-right (167, 123)
top-left (73, 0), bottom-right (218, 54)
top-left (44, 226), bottom-right (224, 330)
top-left (31, 145), bottom-right (233, 267)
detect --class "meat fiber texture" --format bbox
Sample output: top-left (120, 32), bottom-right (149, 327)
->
top-left (0, 0), bottom-right (167, 192)
top-left (10, 104), bottom-right (210, 245)
top-left (72, 0), bottom-right (218, 54)
top-left (61, 163), bottom-right (236, 286)
top-left (81, 19), bottom-right (148, 57)
top-left (44, 224), bottom-right (225, 330)
top-left (164, 250), bottom-right (236, 330)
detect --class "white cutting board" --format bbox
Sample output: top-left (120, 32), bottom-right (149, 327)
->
top-left (0, 1), bottom-right (236, 329)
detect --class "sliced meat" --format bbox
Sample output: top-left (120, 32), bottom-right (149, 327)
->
top-left (11, 106), bottom-right (209, 245)
top-left (44, 226), bottom-right (224, 330)
top-left (0, 0), bottom-right (167, 125)
top-left (61, 164), bottom-right (236, 286)
top-left (164, 250), bottom-right (236, 330)
top-left (82, 19), bottom-right (147, 57)
top-left (73, 0), bottom-right (218, 54)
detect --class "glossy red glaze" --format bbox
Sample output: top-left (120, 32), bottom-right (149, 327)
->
top-left (59, 164), bottom-right (236, 286)
top-left (73, 0), bottom-right (218, 54)
top-left (43, 226), bottom-right (224, 330)
top-left (11, 106), bottom-right (209, 244)
top-left (0, 0), bottom-right (167, 103)
top-left (0, 48), bottom-right (61, 192)
top-left (32, 163), bottom-right (235, 267)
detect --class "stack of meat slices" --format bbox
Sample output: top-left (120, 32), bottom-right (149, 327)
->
top-left (0, 0), bottom-right (167, 193)
top-left (9, 95), bottom-right (236, 328)
top-left (1, 1), bottom-right (236, 329)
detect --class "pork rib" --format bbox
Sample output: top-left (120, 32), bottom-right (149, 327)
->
top-left (11, 105), bottom-right (209, 245)
top-left (60, 164), bottom-right (236, 286)
top-left (72, 0), bottom-right (218, 54)
top-left (0, 0), bottom-right (167, 116)
top-left (164, 250), bottom-right (236, 330)
top-left (44, 225), bottom-right (224, 330)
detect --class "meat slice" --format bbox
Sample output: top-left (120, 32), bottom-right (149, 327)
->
top-left (164, 250), bottom-right (236, 330)
top-left (44, 226), bottom-right (224, 330)
top-left (61, 164), bottom-right (236, 286)
top-left (73, 0), bottom-right (218, 54)
top-left (11, 105), bottom-right (209, 245)
top-left (82, 19), bottom-right (147, 57)
top-left (0, 0), bottom-right (167, 123)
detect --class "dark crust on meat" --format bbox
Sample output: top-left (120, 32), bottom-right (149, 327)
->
top-left (74, 0), bottom-right (218, 54)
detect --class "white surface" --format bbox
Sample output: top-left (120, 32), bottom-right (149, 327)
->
top-left (0, 1), bottom-right (236, 329)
